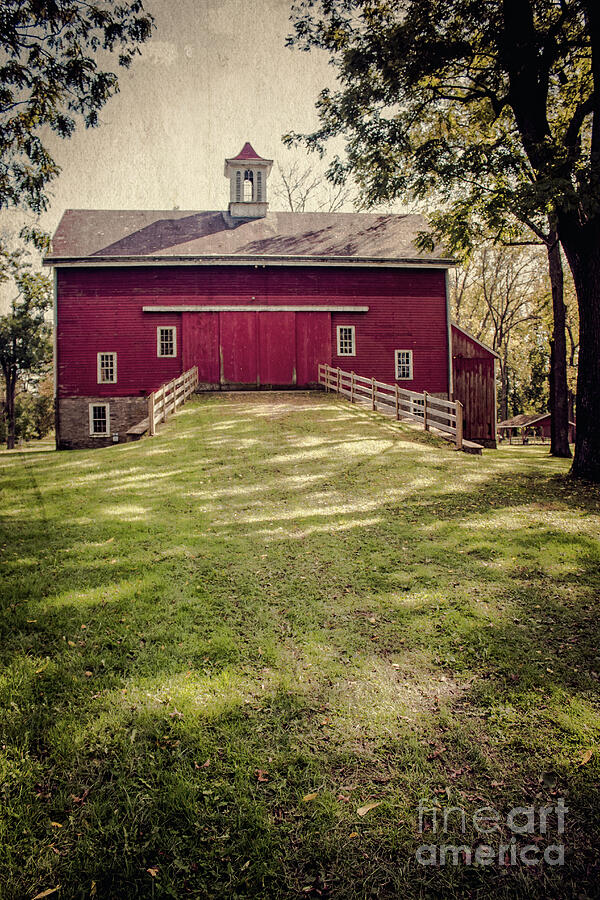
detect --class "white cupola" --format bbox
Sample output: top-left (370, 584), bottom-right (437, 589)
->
top-left (224, 142), bottom-right (273, 218)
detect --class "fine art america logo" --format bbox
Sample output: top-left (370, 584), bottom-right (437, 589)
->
top-left (416, 799), bottom-right (567, 867)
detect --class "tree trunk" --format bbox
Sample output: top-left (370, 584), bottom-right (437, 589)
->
top-left (558, 217), bottom-right (600, 481)
top-left (5, 369), bottom-right (16, 450)
top-left (499, 354), bottom-right (509, 421)
top-left (546, 220), bottom-right (571, 457)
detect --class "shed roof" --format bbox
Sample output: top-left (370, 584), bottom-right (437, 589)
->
top-left (44, 209), bottom-right (453, 267)
top-left (498, 412), bottom-right (576, 428)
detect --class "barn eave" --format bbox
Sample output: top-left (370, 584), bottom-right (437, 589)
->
top-left (43, 254), bottom-right (455, 269)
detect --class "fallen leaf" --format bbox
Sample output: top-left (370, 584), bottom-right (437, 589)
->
top-left (202, 758), bottom-right (210, 768)
top-left (84, 671), bottom-right (93, 677)
top-left (302, 792), bottom-right (318, 802)
top-left (31, 888), bottom-right (60, 900)
top-left (146, 867), bottom-right (159, 878)
top-left (357, 802), bottom-right (381, 817)
top-left (579, 749), bottom-right (593, 766)
top-left (50, 822), bottom-right (62, 828)
top-left (348, 831), bottom-right (359, 839)
top-left (256, 769), bottom-right (269, 782)
top-left (70, 788), bottom-right (90, 804)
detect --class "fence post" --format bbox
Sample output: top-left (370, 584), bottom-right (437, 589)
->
top-left (371, 377), bottom-right (376, 410)
top-left (423, 391), bottom-right (429, 431)
top-left (337, 367), bottom-right (341, 394)
top-left (325, 365), bottom-right (329, 393)
top-left (455, 400), bottom-right (463, 450)
top-left (395, 384), bottom-right (399, 420)
top-left (147, 392), bottom-right (155, 436)
top-left (350, 372), bottom-right (355, 403)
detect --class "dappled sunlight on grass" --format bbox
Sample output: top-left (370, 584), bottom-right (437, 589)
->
top-left (453, 505), bottom-right (596, 534)
top-left (43, 575), bottom-right (153, 610)
top-left (266, 437), bottom-right (396, 465)
top-left (255, 516), bottom-right (384, 540)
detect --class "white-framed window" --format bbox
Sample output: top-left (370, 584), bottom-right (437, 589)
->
top-left (89, 403), bottom-right (110, 436)
top-left (97, 352), bottom-right (117, 384)
top-left (337, 325), bottom-right (356, 356)
top-left (157, 326), bottom-right (177, 358)
top-left (243, 169), bottom-right (254, 201)
top-left (395, 349), bottom-right (413, 380)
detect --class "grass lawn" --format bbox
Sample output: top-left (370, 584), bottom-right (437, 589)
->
top-left (1, 392), bottom-right (599, 899)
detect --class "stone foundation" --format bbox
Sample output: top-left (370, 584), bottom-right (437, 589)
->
top-left (57, 396), bottom-right (148, 450)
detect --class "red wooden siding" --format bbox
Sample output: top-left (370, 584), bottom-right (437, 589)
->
top-left (56, 266), bottom-right (449, 397)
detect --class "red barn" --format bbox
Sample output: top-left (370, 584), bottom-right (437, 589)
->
top-left (44, 143), bottom-right (495, 450)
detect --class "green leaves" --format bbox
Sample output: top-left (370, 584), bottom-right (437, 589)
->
top-left (286, 0), bottom-right (596, 223)
top-left (0, 240), bottom-right (52, 446)
top-left (0, 0), bottom-right (154, 213)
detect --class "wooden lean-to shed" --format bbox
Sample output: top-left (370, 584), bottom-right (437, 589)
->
top-left (451, 324), bottom-right (498, 448)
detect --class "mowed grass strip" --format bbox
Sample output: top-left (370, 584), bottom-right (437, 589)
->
top-left (0, 391), bottom-right (599, 899)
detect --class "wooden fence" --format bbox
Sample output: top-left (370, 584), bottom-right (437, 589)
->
top-left (318, 363), bottom-right (463, 450)
top-left (147, 366), bottom-right (199, 436)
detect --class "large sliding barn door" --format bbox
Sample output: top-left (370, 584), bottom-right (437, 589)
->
top-left (182, 312), bottom-right (219, 389)
top-left (258, 312), bottom-right (296, 386)
top-left (296, 312), bottom-right (331, 386)
top-left (184, 309), bottom-right (332, 389)
top-left (219, 312), bottom-right (258, 387)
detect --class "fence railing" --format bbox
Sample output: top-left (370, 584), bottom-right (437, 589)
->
top-left (147, 366), bottom-right (199, 436)
top-left (318, 363), bottom-right (463, 450)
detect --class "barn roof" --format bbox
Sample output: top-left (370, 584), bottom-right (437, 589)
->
top-left (44, 209), bottom-right (453, 268)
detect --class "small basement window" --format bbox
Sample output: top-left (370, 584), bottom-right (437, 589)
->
top-left (89, 403), bottom-right (110, 436)
top-left (157, 326), bottom-right (177, 357)
top-left (410, 397), bottom-right (425, 419)
top-left (97, 352), bottom-right (117, 384)
top-left (337, 325), bottom-right (356, 356)
top-left (395, 349), bottom-right (413, 380)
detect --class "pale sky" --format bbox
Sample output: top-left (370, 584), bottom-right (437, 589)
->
top-left (3, 0), bottom-right (338, 241)
top-left (0, 0), bottom-right (408, 311)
